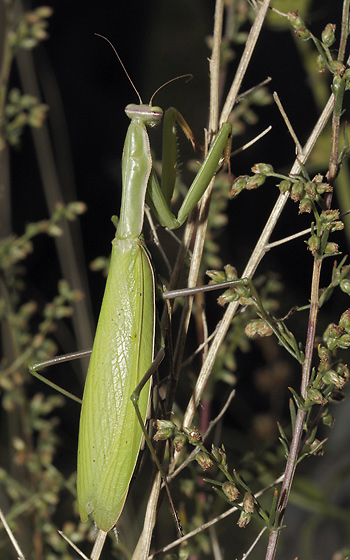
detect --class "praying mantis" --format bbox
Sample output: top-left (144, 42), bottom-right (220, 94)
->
top-left (30, 36), bottom-right (232, 536)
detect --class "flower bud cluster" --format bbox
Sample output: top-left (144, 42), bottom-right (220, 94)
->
top-left (287, 11), bottom-right (311, 41)
top-left (303, 334), bottom-right (350, 409)
top-left (228, 163), bottom-right (273, 198)
top-left (321, 23), bottom-right (336, 48)
top-left (245, 318), bottom-right (273, 338)
top-left (152, 421), bottom-right (203, 454)
top-left (8, 7), bottom-right (53, 53)
top-left (288, 12), bottom-right (337, 59)
top-left (206, 266), bottom-right (254, 307)
top-left (278, 174), bottom-right (333, 214)
top-left (3, 88), bottom-right (48, 148)
top-left (153, 418), bottom-right (261, 529)
top-left (323, 310), bottom-right (350, 351)
top-left (304, 368), bottom-right (346, 410)
top-left (306, 209), bottom-right (343, 258)
top-left (222, 481), bottom-right (239, 501)
top-left (194, 443), bottom-right (227, 472)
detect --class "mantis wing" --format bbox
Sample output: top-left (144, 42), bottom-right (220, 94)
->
top-left (77, 236), bottom-right (155, 532)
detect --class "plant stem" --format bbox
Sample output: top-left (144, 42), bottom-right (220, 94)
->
top-left (265, 3), bottom-right (350, 557)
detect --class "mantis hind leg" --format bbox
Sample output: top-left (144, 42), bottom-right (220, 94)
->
top-left (29, 349), bottom-right (92, 404)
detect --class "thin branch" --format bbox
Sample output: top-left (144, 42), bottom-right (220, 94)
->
top-left (0, 506), bottom-right (26, 560)
top-left (58, 531), bottom-right (90, 560)
top-left (236, 77), bottom-right (272, 103)
top-left (220, 0), bottom-right (272, 124)
top-left (231, 126), bottom-right (272, 158)
top-left (265, 227), bottom-right (311, 250)
top-left (273, 92), bottom-right (302, 153)
top-left (241, 527), bottom-right (268, 560)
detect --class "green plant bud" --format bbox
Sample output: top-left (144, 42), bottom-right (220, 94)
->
top-left (153, 420), bottom-right (176, 441)
top-left (315, 182), bottom-right (332, 194)
top-left (329, 61), bottom-right (346, 75)
top-left (287, 11), bottom-right (304, 28)
top-left (206, 269), bottom-right (226, 284)
top-left (304, 181), bottom-right (317, 199)
top-left (245, 319), bottom-right (273, 338)
top-left (243, 492), bottom-right (255, 514)
top-left (195, 451), bottom-right (213, 470)
top-left (322, 412), bottom-right (335, 427)
top-left (28, 105), bottom-right (49, 128)
top-left (35, 6), bottom-right (54, 18)
top-left (329, 221), bottom-right (344, 232)
top-left (321, 209), bottom-right (340, 223)
top-left (251, 163), bottom-right (274, 175)
top-left (340, 279), bottom-right (350, 296)
top-left (14, 112), bottom-right (28, 127)
top-left (235, 285), bottom-right (251, 299)
top-left (291, 181), bottom-right (304, 201)
top-left (13, 437), bottom-right (26, 451)
top-left (316, 54), bottom-right (327, 73)
top-left (321, 23), bottom-right (336, 47)
top-left (224, 264), bottom-right (238, 281)
top-left (217, 289), bottom-right (239, 306)
top-left (322, 369), bottom-right (345, 389)
top-left (183, 427), bottom-right (202, 444)
top-left (336, 363), bottom-right (350, 381)
top-left (245, 174), bottom-right (266, 190)
top-left (67, 201), bottom-right (87, 215)
top-left (337, 333), bottom-right (350, 349)
top-left (326, 337), bottom-right (339, 351)
top-left (228, 175), bottom-right (249, 198)
top-left (345, 69), bottom-right (350, 90)
top-left (173, 433), bottom-right (187, 452)
top-left (278, 179), bottom-right (292, 193)
top-left (332, 75), bottom-right (343, 95)
top-left (19, 93), bottom-right (35, 109)
top-left (318, 345), bottom-right (331, 364)
top-left (328, 323), bottom-right (344, 338)
top-left (237, 510), bottom-right (251, 528)
top-left (298, 198), bottom-right (313, 214)
top-left (307, 388), bottom-right (327, 405)
top-left (222, 481), bottom-right (239, 501)
top-left (179, 547), bottom-right (190, 560)
top-left (324, 242), bottom-right (339, 255)
top-left (307, 235), bottom-right (320, 256)
top-left (20, 301), bottom-right (37, 318)
top-left (238, 296), bottom-right (255, 306)
top-left (47, 224), bottom-right (63, 237)
top-left (211, 445), bottom-right (226, 465)
top-left (310, 439), bottom-right (324, 455)
top-left (339, 309), bottom-right (350, 330)
top-left (295, 27), bottom-right (311, 40)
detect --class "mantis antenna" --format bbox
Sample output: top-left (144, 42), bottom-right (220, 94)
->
top-left (148, 74), bottom-right (192, 105)
top-left (95, 33), bottom-right (143, 104)
top-left (95, 33), bottom-right (191, 107)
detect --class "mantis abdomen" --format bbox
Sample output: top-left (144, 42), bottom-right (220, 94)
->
top-left (77, 236), bottom-right (155, 531)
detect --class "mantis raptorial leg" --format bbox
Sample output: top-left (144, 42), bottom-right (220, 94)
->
top-left (29, 35), bottom-right (232, 550)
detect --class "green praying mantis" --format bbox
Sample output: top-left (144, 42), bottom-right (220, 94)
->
top-left (30, 36), bottom-right (232, 535)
